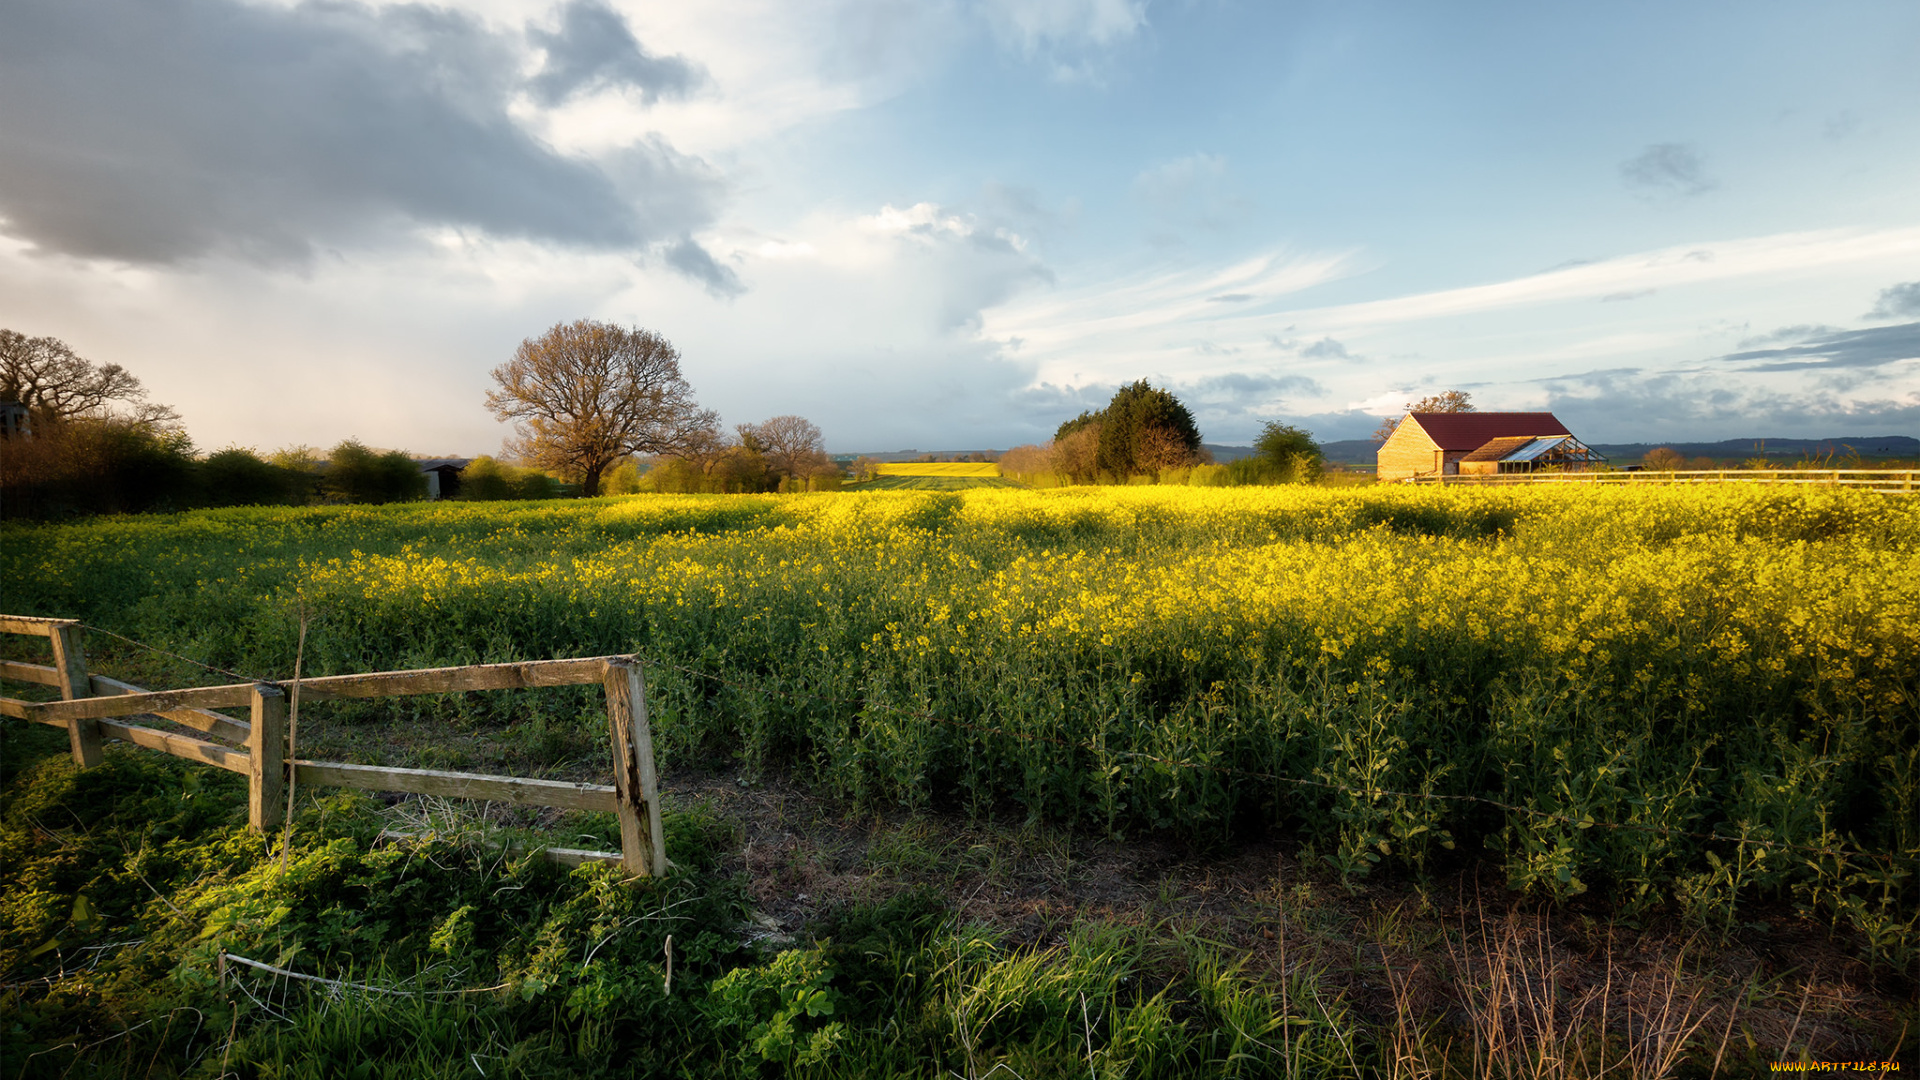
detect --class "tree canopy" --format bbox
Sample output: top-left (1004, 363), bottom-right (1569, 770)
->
top-left (738, 415), bottom-right (828, 487)
top-left (1373, 390), bottom-right (1475, 444)
top-left (1, 328), bottom-right (177, 429)
top-left (486, 320), bottom-right (715, 496)
top-left (1251, 421), bottom-right (1324, 483)
top-left (1050, 381), bottom-right (1203, 480)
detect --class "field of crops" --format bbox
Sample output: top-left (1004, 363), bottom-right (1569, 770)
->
top-left (5, 484), bottom-right (1916, 956)
top-left (854, 462), bottom-right (1018, 490)
top-left (875, 462), bottom-right (1003, 476)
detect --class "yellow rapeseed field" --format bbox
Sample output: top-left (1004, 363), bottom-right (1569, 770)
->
top-left (5, 484), bottom-right (1916, 951)
top-left (876, 462), bottom-right (1003, 477)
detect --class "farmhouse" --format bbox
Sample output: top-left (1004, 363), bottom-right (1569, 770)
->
top-left (1376, 412), bottom-right (1606, 482)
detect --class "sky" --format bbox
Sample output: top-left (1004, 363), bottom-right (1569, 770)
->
top-left (3, 0), bottom-right (1919, 455)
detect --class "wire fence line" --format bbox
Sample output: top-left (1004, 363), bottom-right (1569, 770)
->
top-left (52, 623), bottom-right (1912, 874)
top-left (79, 622), bottom-right (262, 684)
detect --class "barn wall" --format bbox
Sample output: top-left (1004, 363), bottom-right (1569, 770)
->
top-left (1377, 419), bottom-right (1440, 482)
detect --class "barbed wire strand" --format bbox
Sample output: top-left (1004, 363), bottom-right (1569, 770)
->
top-left (78, 623), bottom-right (258, 684)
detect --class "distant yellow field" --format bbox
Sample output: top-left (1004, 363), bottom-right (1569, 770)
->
top-left (876, 461), bottom-right (1002, 477)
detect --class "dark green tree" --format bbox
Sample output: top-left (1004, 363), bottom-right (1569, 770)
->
top-left (1254, 421), bottom-right (1324, 483)
top-left (1053, 410), bottom-right (1101, 443)
top-left (1094, 380), bottom-right (1202, 477)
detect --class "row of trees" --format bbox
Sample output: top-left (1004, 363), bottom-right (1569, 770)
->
top-left (999, 380), bottom-right (1326, 487)
top-left (2, 328), bottom-right (547, 517)
top-left (634, 414), bottom-right (841, 494)
top-left (1, 425), bottom-right (451, 517)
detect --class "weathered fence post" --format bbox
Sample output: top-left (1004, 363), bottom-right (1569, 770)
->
top-left (248, 684), bottom-right (287, 834)
top-left (48, 621), bottom-right (102, 768)
top-left (603, 658), bottom-right (668, 876)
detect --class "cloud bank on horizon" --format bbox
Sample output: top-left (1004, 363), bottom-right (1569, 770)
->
top-left (1, 0), bottom-right (1917, 455)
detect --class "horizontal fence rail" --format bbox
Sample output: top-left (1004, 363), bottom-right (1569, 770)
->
top-left (1405, 468), bottom-right (1919, 492)
top-left (290, 761), bottom-right (619, 814)
top-left (0, 619), bottom-right (669, 877)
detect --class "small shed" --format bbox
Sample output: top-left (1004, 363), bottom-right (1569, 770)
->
top-left (0, 400), bottom-right (30, 439)
top-left (1377, 412), bottom-right (1585, 482)
top-left (1457, 434), bottom-right (1607, 475)
top-left (416, 458), bottom-right (470, 500)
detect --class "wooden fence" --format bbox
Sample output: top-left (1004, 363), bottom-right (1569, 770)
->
top-left (1404, 468), bottom-right (1919, 493)
top-left (0, 616), bottom-right (667, 875)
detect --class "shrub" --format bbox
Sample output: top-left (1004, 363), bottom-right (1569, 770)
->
top-left (202, 447), bottom-right (304, 506)
top-left (324, 440), bottom-right (426, 504)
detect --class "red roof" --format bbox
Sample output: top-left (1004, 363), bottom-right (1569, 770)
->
top-left (1406, 412), bottom-right (1571, 451)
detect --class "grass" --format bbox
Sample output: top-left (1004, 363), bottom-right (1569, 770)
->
top-left (0, 724), bottom-right (1906, 1077)
top-left (1, 483), bottom-right (1915, 1074)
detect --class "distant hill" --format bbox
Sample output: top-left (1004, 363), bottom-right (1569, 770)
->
top-left (1201, 443), bottom-right (1256, 463)
top-left (1318, 440), bottom-right (1381, 464)
top-left (850, 435), bottom-right (1917, 470)
top-left (1585, 436), bottom-right (1920, 462)
top-left (1315, 435), bottom-right (1918, 465)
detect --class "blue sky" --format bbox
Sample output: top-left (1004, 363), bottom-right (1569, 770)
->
top-left (3, 0), bottom-right (1917, 454)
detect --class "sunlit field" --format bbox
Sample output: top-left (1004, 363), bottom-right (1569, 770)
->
top-left (8, 484), bottom-right (1915, 941)
top-left (3, 484), bottom-right (1915, 1074)
top-left (875, 462), bottom-right (1003, 476)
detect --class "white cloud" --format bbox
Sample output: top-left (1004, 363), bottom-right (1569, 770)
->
top-left (976, 0), bottom-right (1148, 53)
top-left (1304, 228), bottom-right (1920, 330)
top-left (971, 226), bottom-right (1920, 442)
top-left (980, 249), bottom-right (1360, 383)
top-left (863, 202), bottom-right (978, 240)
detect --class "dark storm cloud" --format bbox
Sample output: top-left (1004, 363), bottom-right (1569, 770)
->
top-left (1536, 367), bottom-right (1920, 442)
top-left (662, 235), bottom-right (743, 297)
top-left (1868, 282), bottom-right (1920, 320)
top-left (527, 1), bottom-right (702, 106)
top-left (0, 0), bottom-right (722, 267)
top-left (1620, 143), bottom-right (1716, 196)
top-left (1191, 372), bottom-right (1321, 398)
top-left (1721, 322), bottom-right (1920, 372)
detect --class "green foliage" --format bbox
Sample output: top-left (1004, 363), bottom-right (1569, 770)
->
top-left (1053, 409), bottom-right (1102, 443)
top-left (705, 946), bottom-right (847, 1066)
top-left (603, 459), bottom-right (646, 495)
top-left (1253, 421), bottom-right (1325, 483)
top-left (2, 484), bottom-right (1916, 969)
top-left (325, 440), bottom-right (428, 504)
top-left (458, 456), bottom-right (558, 502)
top-left (202, 446), bottom-right (306, 507)
top-left (1093, 379), bottom-right (1203, 476)
top-left (0, 417), bottom-right (201, 518)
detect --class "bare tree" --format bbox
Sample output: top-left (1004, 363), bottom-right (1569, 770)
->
top-left (1642, 447), bottom-right (1687, 471)
top-left (737, 415), bottom-right (827, 486)
top-left (486, 320), bottom-right (716, 496)
top-left (1, 329), bottom-right (176, 428)
top-left (1137, 422), bottom-right (1201, 477)
top-left (996, 444), bottom-right (1052, 479)
top-left (1373, 390), bottom-right (1475, 444)
top-left (1051, 423), bottom-right (1102, 484)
